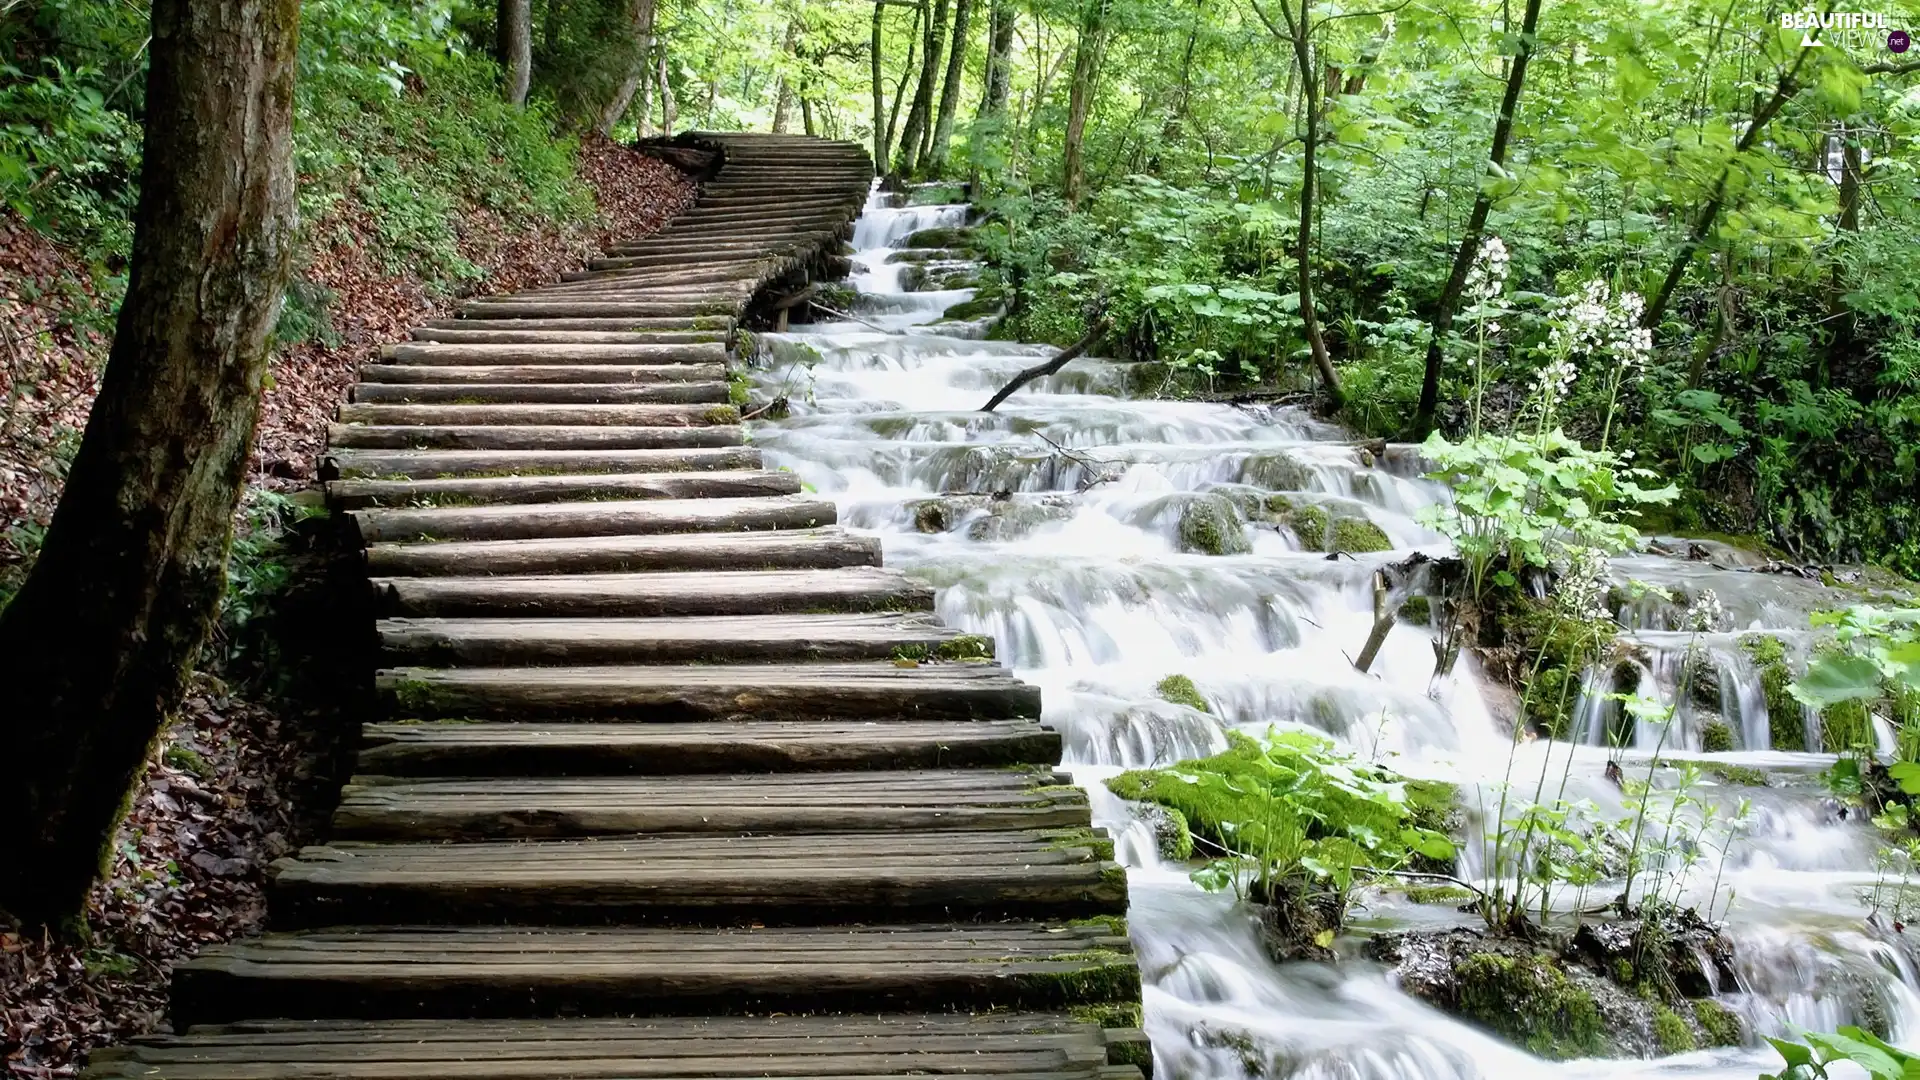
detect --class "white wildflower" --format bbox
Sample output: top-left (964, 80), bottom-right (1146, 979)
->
top-left (1684, 589), bottom-right (1726, 634)
top-left (1465, 235), bottom-right (1510, 305)
top-left (1554, 546), bottom-right (1612, 622)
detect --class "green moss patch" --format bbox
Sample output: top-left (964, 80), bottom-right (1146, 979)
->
top-left (1455, 952), bottom-right (1606, 1060)
top-left (1177, 494), bottom-right (1252, 555)
top-left (1651, 1005), bottom-right (1697, 1054)
top-left (1699, 719), bottom-right (1734, 753)
top-left (1741, 634), bottom-right (1805, 751)
top-left (1692, 999), bottom-right (1743, 1046)
top-left (1155, 674), bottom-right (1210, 713)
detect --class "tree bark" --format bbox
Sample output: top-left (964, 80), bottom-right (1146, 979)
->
top-left (1062, 0), bottom-right (1109, 206)
top-left (883, 7), bottom-right (922, 172)
top-left (871, 0), bottom-right (889, 170)
top-left (977, 0), bottom-right (1014, 118)
top-left (1410, 0), bottom-right (1543, 435)
top-left (657, 47), bottom-right (677, 134)
top-left (928, 0), bottom-right (973, 169)
top-left (1640, 51), bottom-right (1811, 330)
top-left (893, 0), bottom-right (947, 178)
top-left (981, 321), bottom-right (1110, 411)
top-left (772, 19), bottom-right (800, 134)
top-left (1252, 0), bottom-right (1344, 410)
top-left (0, 0), bottom-right (300, 929)
top-left (498, 0), bottom-right (532, 107)
top-left (596, 0), bottom-right (658, 135)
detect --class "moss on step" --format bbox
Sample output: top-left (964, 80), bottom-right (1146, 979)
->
top-left (1740, 634), bottom-right (1806, 751)
top-left (1692, 998), bottom-right (1744, 1047)
top-left (1177, 494), bottom-right (1251, 555)
top-left (1651, 1005), bottom-right (1697, 1054)
top-left (1454, 951), bottom-right (1605, 1060)
top-left (1069, 1001), bottom-right (1145, 1030)
top-left (941, 294), bottom-right (1003, 322)
top-left (1155, 674), bottom-right (1210, 713)
top-left (1405, 884), bottom-right (1474, 905)
top-left (1704, 762), bottom-right (1768, 787)
top-left (1700, 719), bottom-right (1734, 753)
top-left (1330, 517), bottom-right (1392, 553)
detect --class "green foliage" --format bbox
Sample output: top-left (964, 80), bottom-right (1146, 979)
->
top-left (1651, 1004), bottom-right (1697, 1055)
top-left (1762, 1027), bottom-right (1920, 1080)
top-left (1154, 674), bottom-right (1209, 713)
top-left (1105, 730), bottom-right (1455, 932)
top-left (1791, 606), bottom-right (1920, 759)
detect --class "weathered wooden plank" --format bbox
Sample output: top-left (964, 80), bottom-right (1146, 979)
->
top-left (349, 495), bottom-right (835, 544)
top-left (327, 470), bottom-right (798, 510)
top-left (354, 718), bottom-right (1060, 775)
top-left (408, 328), bottom-right (727, 345)
top-left (381, 342), bottom-right (728, 365)
top-left (362, 527), bottom-right (874, 576)
top-left (349, 382), bottom-right (729, 405)
top-left (418, 317), bottom-right (733, 332)
top-left (172, 922), bottom-right (1135, 1024)
top-left (146, 1012), bottom-right (1109, 1040)
top-left (376, 612), bottom-right (974, 665)
top-left (460, 300), bottom-right (739, 320)
top-left (358, 364), bottom-right (728, 385)
top-left (330, 769), bottom-right (1087, 839)
top-left (370, 567), bottom-right (929, 618)
top-left (336, 403), bottom-right (738, 428)
top-left (325, 446), bottom-right (760, 481)
top-left (372, 659), bottom-right (1039, 721)
top-left (326, 424), bottom-right (744, 452)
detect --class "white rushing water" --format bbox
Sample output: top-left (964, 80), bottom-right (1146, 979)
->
top-left (748, 186), bottom-right (1918, 1079)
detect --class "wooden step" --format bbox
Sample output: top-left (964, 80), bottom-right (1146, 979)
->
top-left (349, 382), bottom-right (728, 405)
top-left (355, 719), bottom-right (1061, 775)
top-left (364, 526), bottom-right (872, 576)
top-left (326, 424), bottom-right (745, 452)
top-left (266, 831), bottom-right (1123, 926)
top-left (349, 495), bottom-right (834, 544)
top-left (373, 660), bottom-right (1038, 721)
top-left (377, 612), bottom-right (978, 665)
top-left (172, 922), bottom-right (1137, 1024)
top-left (409, 327), bottom-right (727, 345)
top-left (419, 317), bottom-right (733, 332)
top-left (331, 768), bottom-right (1088, 839)
top-left (325, 446), bottom-right (760, 480)
top-left (460, 300), bottom-right (739, 319)
top-left (359, 364), bottom-right (728, 385)
top-left (370, 566), bottom-right (928, 618)
top-left (86, 1014), bottom-right (1144, 1080)
top-left (337, 403), bottom-right (738, 427)
top-left (328, 470), bottom-right (798, 510)
top-left (381, 342), bottom-right (728, 365)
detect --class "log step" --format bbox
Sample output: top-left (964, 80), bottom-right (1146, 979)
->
top-left (354, 719), bottom-right (1060, 775)
top-left (172, 922), bottom-right (1137, 1024)
top-left (336, 404), bottom-right (739, 427)
top-left (326, 424), bottom-right (745, 452)
top-left (373, 660), bottom-right (1038, 721)
top-left (419, 317), bottom-right (734, 332)
top-left (381, 343), bottom-right (728, 365)
top-left (357, 364), bottom-right (728, 385)
top-left (370, 566), bottom-right (929, 618)
top-left (86, 1014), bottom-right (1144, 1080)
top-left (376, 612), bottom-right (981, 666)
top-left (460, 300), bottom-right (738, 319)
top-left (409, 327), bottom-right (727, 345)
top-left (327, 470), bottom-right (798, 510)
top-left (349, 383), bottom-right (729, 405)
top-left (266, 831), bottom-right (1124, 926)
top-left (331, 768), bottom-right (1087, 839)
top-left (349, 495), bottom-right (835, 544)
top-left (325, 446), bottom-right (760, 480)
top-left (363, 526), bottom-right (876, 576)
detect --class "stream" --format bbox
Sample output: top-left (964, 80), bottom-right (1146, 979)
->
top-left (747, 187), bottom-right (1919, 1079)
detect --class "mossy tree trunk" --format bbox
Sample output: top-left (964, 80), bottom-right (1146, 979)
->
top-left (1061, 0), bottom-right (1109, 206)
top-left (0, 0), bottom-right (300, 930)
top-left (927, 0), bottom-right (972, 170)
top-left (977, 0), bottom-right (1014, 119)
top-left (892, 0), bottom-right (947, 179)
top-left (596, 0), bottom-right (658, 134)
top-left (498, 0), bottom-right (533, 106)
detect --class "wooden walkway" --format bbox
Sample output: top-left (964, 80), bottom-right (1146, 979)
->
top-left (88, 134), bottom-right (1145, 1079)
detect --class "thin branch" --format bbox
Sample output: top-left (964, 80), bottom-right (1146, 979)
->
top-left (979, 319), bottom-right (1109, 411)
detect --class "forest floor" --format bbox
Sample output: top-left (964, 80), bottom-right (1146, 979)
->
top-left (0, 136), bottom-right (695, 1080)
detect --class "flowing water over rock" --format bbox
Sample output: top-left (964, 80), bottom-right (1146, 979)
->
top-left (748, 186), bottom-right (1919, 1079)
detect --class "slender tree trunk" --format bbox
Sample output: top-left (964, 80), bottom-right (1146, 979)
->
top-left (498, 0), bottom-right (532, 106)
top-left (894, 0), bottom-right (947, 178)
top-left (1062, 0), bottom-right (1109, 206)
top-left (802, 95), bottom-right (816, 136)
top-left (1274, 0), bottom-right (1344, 410)
top-left (1410, 0), bottom-right (1543, 435)
top-left (0, 0), bottom-right (300, 929)
top-left (658, 48), bottom-right (678, 133)
top-left (1822, 123), bottom-right (1862, 388)
top-left (596, 0), bottom-right (657, 134)
top-left (871, 0), bottom-right (889, 169)
top-left (978, 0), bottom-right (1014, 117)
top-left (884, 8), bottom-right (921, 171)
top-left (632, 46), bottom-right (653, 136)
top-left (928, 0), bottom-right (973, 169)
top-left (771, 19), bottom-right (799, 133)
top-left (1640, 52), bottom-right (1811, 330)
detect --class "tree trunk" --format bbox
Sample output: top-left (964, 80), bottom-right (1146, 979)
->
top-left (928, 0), bottom-right (973, 170)
top-left (771, 19), bottom-right (799, 134)
top-left (871, 0), bottom-right (889, 171)
top-left (1822, 123), bottom-right (1862, 388)
top-left (1062, 0), bottom-right (1109, 206)
top-left (1410, 0), bottom-right (1543, 435)
top-left (498, 0), bottom-right (532, 106)
top-left (596, 0), bottom-right (658, 135)
top-left (801, 95), bottom-right (816, 136)
top-left (882, 7), bottom-right (921, 172)
top-left (658, 48), bottom-right (677, 134)
top-left (1640, 52), bottom-right (1811, 330)
top-left (977, 0), bottom-right (1014, 118)
top-left (893, 0), bottom-right (947, 179)
top-left (0, 0), bottom-right (300, 930)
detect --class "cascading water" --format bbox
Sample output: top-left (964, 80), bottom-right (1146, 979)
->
top-left (748, 185), bottom-right (1918, 1079)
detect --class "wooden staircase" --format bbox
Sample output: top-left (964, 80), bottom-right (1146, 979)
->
top-left (84, 134), bottom-right (1147, 1080)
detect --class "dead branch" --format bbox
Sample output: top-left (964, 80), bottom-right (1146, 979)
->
top-left (979, 319), bottom-right (1109, 412)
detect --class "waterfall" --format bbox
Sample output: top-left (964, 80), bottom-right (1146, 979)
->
top-left (747, 183), bottom-right (1917, 1079)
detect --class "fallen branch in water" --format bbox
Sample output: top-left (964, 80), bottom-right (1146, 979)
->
top-left (979, 320), bottom-right (1110, 412)
top-left (805, 300), bottom-right (892, 334)
top-left (1034, 430), bottom-right (1122, 491)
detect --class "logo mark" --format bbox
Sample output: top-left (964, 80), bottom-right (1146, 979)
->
top-left (1893, 29), bottom-right (1912, 51)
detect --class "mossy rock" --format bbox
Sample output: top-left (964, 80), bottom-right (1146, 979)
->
top-left (905, 225), bottom-right (976, 250)
top-left (1405, 884), bottom-right (1474, 905)
top-left (1454, 952), bottom-right (1606, 1060)
top-left (1400, 594), bottom-right (1433, 626)
top-left (1651, 1005), bottom-right (1697, 1054)
top-left (1177, 494), bottom-right (1251, 556)
top-left (1136, 803), bottom-right (1193, 860)
top-left (1155, 674), bottom-right (1210, 713)
top-left (1692, 998), bottom-right (1744, 1047)
top-left (910, 499), bottom-right (954, 534)
top-left (1699, 719), bottom-right (1734, 753)
top-left (1705, 762), bottom-right (1768, 787)
top-left (941, 294), bottom-right (1003, 322)
top-left (1740, 634), bottom-right (1806, 751)
top-left (1330, 517), bottom-right (1392, 553)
